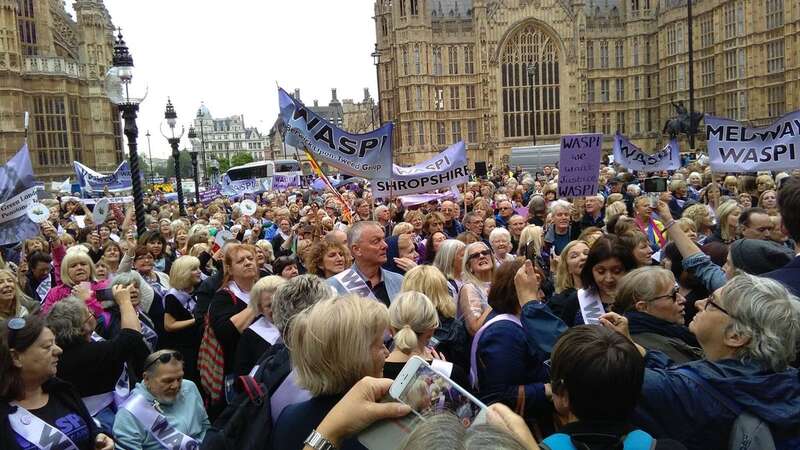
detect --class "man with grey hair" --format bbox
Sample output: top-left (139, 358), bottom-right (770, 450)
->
top-left (579, 194), bottom-right (606, 231)
top-left (441, 200), bottom-right (464, 238)
top-left (328, 220), bottom-right (402, 307)
top-left (543, 199), bottom-right (581, 256)
top-left (374, 204), bottom-right (395, 236)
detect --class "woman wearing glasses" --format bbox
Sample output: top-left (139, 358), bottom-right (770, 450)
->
top-left (113, 349), bottom-right (210, 450)
top-left (458, 242), bottom-right (496, 335)
top-left (600, 274), bottom-right (800, 450)
top-left (615, 267), bottom-right (702, 364)
top-left (46, 284), bottom-right (150, 433)
top-left (0, 315), bottom-right (114, 450)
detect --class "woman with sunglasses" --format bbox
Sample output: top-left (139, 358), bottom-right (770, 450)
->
top-left (46, 285), bottom-right (150, 433)
top-left (113, 349), bottom-right (210, 450)
top-left (0, 315), bottom-right (115, 450)
top-left (600, 274), bottom-right (800, 450)
top-left (458, 242), bottom-right (496, 335)
top-left (614, 267), bottom-right (702, 364)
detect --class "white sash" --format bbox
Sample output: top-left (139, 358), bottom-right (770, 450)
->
top-left (167, 288), bottom-right (195, 313)
top-left (228, 281), bottom-right (251, 305)
top-left (578, 288), bottom-right (606, 325)
top-left (36, 274), bottom-right (52, 303)
top-left (331, 266), bottom-right (376, 299)
top-left (248, 317), bottom-right (280, 345)
top-left (83, 333), bottom-right (131, 413)
top-left (140, 319), bottom-right (159, 352)
top-left (122, 394), bottom-right (200, 450)
top-left (8, 404), bottom-right (80, 450)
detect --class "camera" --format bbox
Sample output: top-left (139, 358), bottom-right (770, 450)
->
top-left (643, 177), bottom-right (668, 193)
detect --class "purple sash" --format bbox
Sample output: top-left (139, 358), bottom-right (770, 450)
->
top-left (469, 314), bottom-right (522, 389)
top-left (270, 369), bottom-right (311, 424)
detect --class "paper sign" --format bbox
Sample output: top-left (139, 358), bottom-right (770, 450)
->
top-left (92, 198), bottom-right (110, 225)
top-left (73, 215), bottom-right (86, 229)
top-left (212, 229), bottom-right (233, 253)
top-left (558, 134), bottom-right (603, 198)
top-left (26, 202), bottom-right (50, 224)
top-left (578, 288), bottom-right (605, 325)
top-left (240, 199), bottom-right (257, 216)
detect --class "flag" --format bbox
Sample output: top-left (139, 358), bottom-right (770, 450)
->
top-left (0, 144), bottom-right (40, 245)
top-left (305, 150), bottom-right (353, 223)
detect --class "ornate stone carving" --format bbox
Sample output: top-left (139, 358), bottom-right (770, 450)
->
top-left (51, 6), bottom-right (79, 60)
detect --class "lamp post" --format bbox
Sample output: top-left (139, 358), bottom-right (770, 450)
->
top-left (371, 43), bottom-right (381, 125)
top-left (105, 29), bottom-right (147, 234)
top-left (687, 0), bottom-right (696, 149)
top-left (161, 98), bottom-right (186, 217)
top-left (187, 126), bottom-right (200, 204)
top-left (145, 130), bottom-right (153, 186)
top-left (526, 64), bottom-right (538, 146)
top-left (196, 107), bottom-right (208, 185)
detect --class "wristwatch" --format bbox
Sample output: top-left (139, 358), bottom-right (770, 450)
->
top-left (304, 429), bottom-right (337, 450)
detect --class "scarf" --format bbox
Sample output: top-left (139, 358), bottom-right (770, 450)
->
top-left (625, 311), bottom-right (700, 347)
top-left (167, 288), bottom-right (196, 313)
top-left (635, 217), bottom-right (665, 250)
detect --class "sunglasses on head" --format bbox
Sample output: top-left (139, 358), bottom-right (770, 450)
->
top-left (143, 351), bottom-right (183, 372)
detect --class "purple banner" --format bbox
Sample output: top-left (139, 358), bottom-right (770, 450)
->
top-left (398, 187), bottom-right (460, 208)
top-left (200, 187), bottom-right (220, 204)
top-left (273, 174), bottom-right (301, 192)
top-left (558, 133), bottom-right (603, 198)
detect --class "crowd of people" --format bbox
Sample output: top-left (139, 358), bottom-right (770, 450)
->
top-left (1, 160), bottom-right (800, 450)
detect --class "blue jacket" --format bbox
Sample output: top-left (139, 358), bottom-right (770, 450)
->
top-left (113, 380), bottom-right (210, 450)
top-left (682, 252), bottom-right (726, 293)
top-left (475, 302), bottom-right (566, 418)
top-left (764, 255), bottom-right (800, 296)
top-left (633, 351), bottom-right (800, 450)
top-left (327, 263), bottom-right (404, 304)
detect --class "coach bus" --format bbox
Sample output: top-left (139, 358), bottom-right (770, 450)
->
top-left (225, 159), bottom-right (302, 185)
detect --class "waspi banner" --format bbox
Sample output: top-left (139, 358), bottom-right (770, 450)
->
top-left (74, 160), bottom-right (134, 192)
top-left (613, 133), bottom-right (680, 172)
top-left (278, 88), bottom-right (393, 180)
top-left (372, 141), bottom-right (470, 199)
top-left (706, 110), bottom-right (800, 172)
top-left (0, 145), bottom-right (40, 245)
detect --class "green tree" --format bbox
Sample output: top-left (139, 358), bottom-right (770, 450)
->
top-left (164, 150), bottom-right (194, 179)
top-left (217, 152), bottom-right (254, 173)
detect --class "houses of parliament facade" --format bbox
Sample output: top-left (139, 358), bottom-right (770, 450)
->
top-left (373, 0), bottom-right (799, 165)
top-left (0, 0), bottom-right (122, 181)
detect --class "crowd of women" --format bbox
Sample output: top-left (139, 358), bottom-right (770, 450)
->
top-left (1, 160), bottom-right (799, 450)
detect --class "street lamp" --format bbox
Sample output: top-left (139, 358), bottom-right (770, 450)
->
top-left (196, 107), bottom-right (208, 184)
top-left (526, 64), bottom-right (538, 146)
top-left (161, 98), bottom-right (186, 217)
top-left (187, 126), bottom-right (200, 204)
top-left (371, 43), bottom-right (381, 125)
top-left (145, 130), bottom-right (153, 187)
top-left (105, 29), bottom-right (147, 233)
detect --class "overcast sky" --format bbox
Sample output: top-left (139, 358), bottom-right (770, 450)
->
top-left (91, 0), bottom-right (378, 159)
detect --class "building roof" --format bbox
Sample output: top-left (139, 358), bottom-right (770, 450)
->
top-left (431, 0), bottom-right (474, 18)
top-left (585, 0), bottom-right (623, 17)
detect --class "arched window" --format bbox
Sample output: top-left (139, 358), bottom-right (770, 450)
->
top-left (500, 23), bottom-right (561, 139)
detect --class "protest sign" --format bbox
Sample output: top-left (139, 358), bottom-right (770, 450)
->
top-left (613, 133), bottom-right (680, 172)
top-left (74, 161), bottom-right (134, 193)
top-left (82, 197), bottom-right (132, 205)
top-left (220, 174), bottom-right (266, 196)
top-left (92, 198), bottom-right (110, 225)
top-left (278, 88), bottom-right (393, 179)
top-left (0, 145), bottom-right (40, 245)
top-left (272, 174), bottom-right (301, 192)
top-left (706, 110), bottom-right (800, 172)
top-left (372, 142), bottom-right (470, 199)
top-left (199, 187), bottom-right (220, 204)
top-left (557, 134), bottom-right (603, 198)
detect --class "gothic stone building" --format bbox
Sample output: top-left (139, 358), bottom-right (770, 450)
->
top-left (0, 0), bottom-right (123, 182)
top-left (374, 0), bottom-right (800, 165)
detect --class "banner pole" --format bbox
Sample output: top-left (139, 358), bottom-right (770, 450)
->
top-left (23, 111), bottom-right (29, 144)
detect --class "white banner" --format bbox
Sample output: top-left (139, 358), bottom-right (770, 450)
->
top-left (613, 133), bottom-right (680, 172)
top-left (372, 141), bottom-right (470, 199)
top-left (0, 186), bottom-right (38, 224)
top-left (706, 110), bottom-right (800, 172)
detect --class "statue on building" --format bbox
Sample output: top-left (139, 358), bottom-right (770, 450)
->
top-left (663, 101), bottom-right (703, 140)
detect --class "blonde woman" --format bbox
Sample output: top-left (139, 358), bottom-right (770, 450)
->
top-left (708, 199), bottom-right (740, 244)
top-left (0, 268), bottom-right (36, 321)
top-left (516, 224), bottom-right (543, 261)
top-left (234, 275), bottom-right (286, 377)
top-left (548, 240), bottom-right (590, 319)
top-left (459, 242), bottom-right (496, 335)
top-left (42, 244), bottom-right (110, 327)
top-left (164, 255), bottom-right (203, 382)
top-left (383, 291), bottom-right (470, 388)
top-left (272, 295), bottom-right (389, 449)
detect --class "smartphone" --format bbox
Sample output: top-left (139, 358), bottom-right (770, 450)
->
top-left (643, 177), bottom-right (667, 193)
top-left (358, 357), bottom-right (487, 450)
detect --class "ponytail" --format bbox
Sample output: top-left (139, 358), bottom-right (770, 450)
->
top-left (393, 325), bottom-right (419, 354)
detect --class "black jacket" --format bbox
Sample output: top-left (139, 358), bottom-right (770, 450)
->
top-left (1, 378), bottom-right (100, 450)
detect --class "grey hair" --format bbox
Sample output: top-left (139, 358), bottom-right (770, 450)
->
top-left (143, 349), bottom-right (184, 376)
top-left (110, 271), bottom-right (143, 290)
top-left (272, 274), bottom-right (335, 336)
top-left (401, 413), bottom-right (526, 450)
top-left (549, 199), bottom-right (572, 215)
top-left (433, 239), bottom-right (466, 280)
top-left (46, 297), bottom-right (88, 346)
top-left (489, 227), bottom-right (510, 242)
top-left (615, 266), bottom-right (674, 313)
top-left (722, 274), bottom-right (800, 372)
top-left (347, 220), bottom-right (382, 248)
top-left (373, 205), bottom-right (389, 220)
